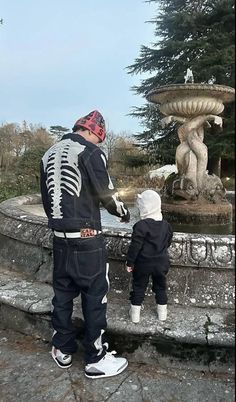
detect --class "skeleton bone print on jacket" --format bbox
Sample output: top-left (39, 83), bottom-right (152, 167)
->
top-left (42, 139), bottom-right (85, 218)
top-left (40, 133), bottom-right (129, 232)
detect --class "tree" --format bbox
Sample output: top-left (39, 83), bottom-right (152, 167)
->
top-left (0, 121), bottom-right (54, 200)
top-left (0, 123), bottom-right (20, 170)
top-left (109, 135), bottom-right (150, 177)
top-left (127, 0), bottom-right (235, 172)
top-left (49, 125), bottom-right (70, 140)
top-left (30, 127), bottom-right (54, 149)
top-left (17, 146), bottom-right (49, 187)
top-left (0, 122), bottom-right (54, 171)
top-left (100, 130), bottom-right (118, 167)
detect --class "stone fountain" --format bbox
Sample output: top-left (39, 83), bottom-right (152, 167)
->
top-left (146, 77), bottom-right (235, 224)
top-left (0, 72), bottom-right (235, 347)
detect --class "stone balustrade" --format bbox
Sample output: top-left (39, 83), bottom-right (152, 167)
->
top-left (0, 194), bottom-right (235, 309)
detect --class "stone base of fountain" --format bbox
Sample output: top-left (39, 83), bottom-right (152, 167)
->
top-left (162, 200), bottom-right (232, 225)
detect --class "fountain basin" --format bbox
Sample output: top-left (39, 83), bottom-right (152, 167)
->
top-left (0, 194), bottom-right (234, 310)
top-left (147, 84), bottom-right (235, 117)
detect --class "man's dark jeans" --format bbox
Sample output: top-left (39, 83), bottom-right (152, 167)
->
top-left (51, 234), bottom-right (109, 364)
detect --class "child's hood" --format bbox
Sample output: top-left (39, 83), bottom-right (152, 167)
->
top-left (137, 190), bottom-right (163, 221)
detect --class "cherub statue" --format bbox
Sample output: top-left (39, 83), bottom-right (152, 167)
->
top-left (184, 68), bottom-right (194, 84)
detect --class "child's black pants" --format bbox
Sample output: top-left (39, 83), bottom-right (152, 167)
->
top-left (130, 261), bottom-right (169, 305)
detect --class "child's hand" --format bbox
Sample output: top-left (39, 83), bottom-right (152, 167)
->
top-left (126, 265), bottom-right (133, 273)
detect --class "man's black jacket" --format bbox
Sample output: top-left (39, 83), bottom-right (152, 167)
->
top-left (40, 133), bottom-right (129, 231)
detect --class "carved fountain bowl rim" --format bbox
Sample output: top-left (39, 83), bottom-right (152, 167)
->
top-left (147, 84), bottom-right (235, 104)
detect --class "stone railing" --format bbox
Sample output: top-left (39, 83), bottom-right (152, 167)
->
top-left (0, 194), bottom-right (234, 269)
top-left (0, 194), bottom-right (235, 309)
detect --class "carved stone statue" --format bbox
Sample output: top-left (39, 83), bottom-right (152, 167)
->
top-left (161, 113), bottom-right (223, 201)
top-left (184, 68), bottom-right (194, 84)
top-left (147, 83), bottom-right (235, 204)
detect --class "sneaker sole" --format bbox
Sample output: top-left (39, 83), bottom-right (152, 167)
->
top-left (51, 352), bottom-right (72, 369)
top-left (84, 361), bottom-right (128, 379)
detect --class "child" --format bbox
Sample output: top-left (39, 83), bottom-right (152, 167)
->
top-left (126, 190), bottom-right (173, 323)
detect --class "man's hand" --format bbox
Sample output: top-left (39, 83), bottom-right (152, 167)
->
top-left (120, 210), bottom-right (130, 223)
top-left (126, 265), bottom-right (133, 273)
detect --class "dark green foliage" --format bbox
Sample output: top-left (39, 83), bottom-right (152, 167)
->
top-left (17, 146), bottom-right (48, 185)
top-left (127, 0), bottom-right (235, 167)
top-left (0, 122), bottom-right (54, 202)
top-left (0, 145), bottom-right (49, 203)
top-left (0, 176), bottom-right (39, 203)
top-left (122, 153), bottom-right (150, 168)
top-left (49, 125), bottom-right (70, 139)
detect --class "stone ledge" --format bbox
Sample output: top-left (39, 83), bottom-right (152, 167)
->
top-left (74, 297), bottom-right (235, 348)
top-left (0, 268), bottom-right (53, 313)
top-left (0, 267), bottom-right (234, 348)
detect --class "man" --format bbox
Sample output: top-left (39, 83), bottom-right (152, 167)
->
top-left (40, 110), bottom-right (130, 379)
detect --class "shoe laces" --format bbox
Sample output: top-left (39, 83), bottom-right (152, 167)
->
top-left (62, 353), bottom-right (71, 360)
top-left (51, 347), bottom-right (71, 360)
top-left (103, 350), bottom-right (117, 360)
top-left (57, 349), bottom-right (71, 360)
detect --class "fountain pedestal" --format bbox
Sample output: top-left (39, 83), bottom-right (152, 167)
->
top-left (147, 83), bottom-right (235, 224)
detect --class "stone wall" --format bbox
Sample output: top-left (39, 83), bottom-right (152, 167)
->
top-left (0, 194), bottom-right (235, 309)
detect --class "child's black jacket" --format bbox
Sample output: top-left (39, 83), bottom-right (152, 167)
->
top-left (126, 218), bottom-right (173, 268)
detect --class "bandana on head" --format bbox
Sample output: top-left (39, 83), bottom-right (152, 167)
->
top-left (73, 110), bottom-right (106, 142)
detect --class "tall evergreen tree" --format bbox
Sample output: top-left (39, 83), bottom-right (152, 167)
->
top-left (49, 125), bottom-right (70, 140)
top-left (127, 0), bottom-right (235, 172)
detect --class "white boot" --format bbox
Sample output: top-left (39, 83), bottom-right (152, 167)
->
top-left (129, 305), bottom-right (141, 323)
top-left (157, 304), bottom-right (167, 321)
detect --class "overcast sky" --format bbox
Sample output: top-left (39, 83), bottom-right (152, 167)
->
top-left (0, 0), bottom-right (157, 134)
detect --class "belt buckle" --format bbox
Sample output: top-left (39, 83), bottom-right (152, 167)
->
top-left (80, 228), bottom-right (95, 238)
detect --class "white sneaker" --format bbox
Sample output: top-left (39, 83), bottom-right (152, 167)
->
top-left (85, 351), bottom-right (128, 379)
top-left (51, 346), bottom-right (72, 369)
top-left (157, 304), bottom-right (167, 321)
top-left (129, 304), bottom-right (141, 323)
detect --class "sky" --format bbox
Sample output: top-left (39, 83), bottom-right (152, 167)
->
top-left (0, 0), bottom-right (157, 135)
